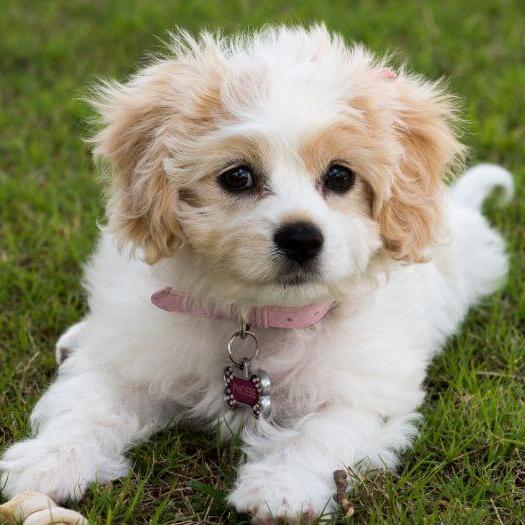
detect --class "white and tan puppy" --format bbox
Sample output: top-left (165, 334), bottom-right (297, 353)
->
top-left (0, 25), bottom-right (513, 522)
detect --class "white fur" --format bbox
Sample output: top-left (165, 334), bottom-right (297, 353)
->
top-left (0, 26), bottom-right (513, 523)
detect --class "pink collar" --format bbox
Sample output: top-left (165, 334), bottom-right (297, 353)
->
top-left (151, 287), bottom-right (335, 329)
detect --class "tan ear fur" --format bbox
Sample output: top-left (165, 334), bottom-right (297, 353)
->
top-left (90, 62), bottom-right (187, 264)
top-left (379, 76), bottom-right (465, 262)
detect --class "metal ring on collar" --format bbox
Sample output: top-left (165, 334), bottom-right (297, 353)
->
top-left (227, 330), bottom-right (259, 365)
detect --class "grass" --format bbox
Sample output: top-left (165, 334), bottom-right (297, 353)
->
top-left (0, 0), bottom-right (524, 523)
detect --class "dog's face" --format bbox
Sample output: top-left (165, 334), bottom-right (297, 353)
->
top-left (169, 115), bottom-right (381, 291)
top-left (92, 26), bottom-right (463, 301)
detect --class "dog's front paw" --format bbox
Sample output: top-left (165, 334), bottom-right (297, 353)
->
top-left (228, 461), bottom-right (336, 524)
top-left (0, 437), bottom-right (128, 503)
top-left (0, 439), bottom-right (89, 502)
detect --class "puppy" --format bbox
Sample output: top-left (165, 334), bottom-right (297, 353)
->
top-left (0, 25), bottom-right (513, 522)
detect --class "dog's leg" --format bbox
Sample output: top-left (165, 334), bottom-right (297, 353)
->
top-left (228, 405), bottom-right (417, 522)
top-left (0, 368), bottom-right (166, 502)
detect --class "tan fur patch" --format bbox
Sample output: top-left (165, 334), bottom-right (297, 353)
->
top-left (299, 122), bottom-right (393, 219)
top-left (91, 57), bottom-right (233, 263)
top-left (378, 77), bottom-right (465, 262)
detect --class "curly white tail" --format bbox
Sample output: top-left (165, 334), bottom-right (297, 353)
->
top-left (451, 163), bottom-right (514, 211)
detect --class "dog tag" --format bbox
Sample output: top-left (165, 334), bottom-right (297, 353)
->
top-left (224, 360), bottom-right (271, 418)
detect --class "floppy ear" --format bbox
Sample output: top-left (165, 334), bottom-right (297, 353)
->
top-left (90, 61), bottom-right (187, 264)
top-left (378, 74), bottom-right (465, 262)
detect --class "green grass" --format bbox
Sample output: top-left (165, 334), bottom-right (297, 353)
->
top-left (1, 0), bottom-right (524, 523)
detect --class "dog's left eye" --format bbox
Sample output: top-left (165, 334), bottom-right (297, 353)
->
top-left (324, 164), bottom-right (356, 194)
top-left (218, 166), bottom-right (255, 192)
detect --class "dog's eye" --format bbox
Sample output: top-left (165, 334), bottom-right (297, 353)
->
top-left (218, 166), bottom-right (255, 192)
top-left (324, 164), bottom-right (356, 194)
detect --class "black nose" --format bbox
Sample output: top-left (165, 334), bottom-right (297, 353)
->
top-left (274, 222), bottom-right (324, 265)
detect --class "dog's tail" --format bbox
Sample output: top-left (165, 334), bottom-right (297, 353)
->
top-left (451, 163), bottom-right (514, 211)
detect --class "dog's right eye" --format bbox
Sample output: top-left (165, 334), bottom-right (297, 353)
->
top-left (218, 166), bottom-right (255, 192)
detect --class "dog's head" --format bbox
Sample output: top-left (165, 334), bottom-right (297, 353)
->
top-left (91, 25), bottom-right (464, 302)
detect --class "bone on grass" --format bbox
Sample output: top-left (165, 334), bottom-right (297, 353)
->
top-left (0, 491), bottom-right (87, 525)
